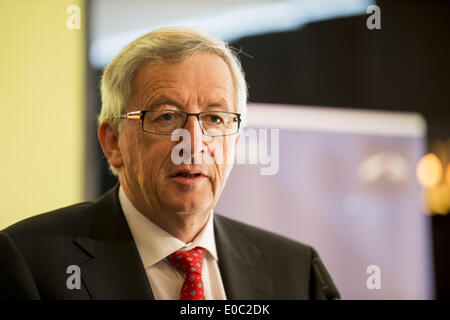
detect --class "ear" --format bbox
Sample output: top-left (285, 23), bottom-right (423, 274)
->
top-left (98, 121), bottom-right (123, 169)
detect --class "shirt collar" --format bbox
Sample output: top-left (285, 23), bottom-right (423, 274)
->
top-left (118, 186), bottom-right (218, 269)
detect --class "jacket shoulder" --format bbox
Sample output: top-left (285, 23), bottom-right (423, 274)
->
top-left (214, 214), bottom-right (314, 258)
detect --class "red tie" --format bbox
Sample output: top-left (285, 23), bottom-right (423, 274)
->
top-left (167, 247), bottom-right (206, 300)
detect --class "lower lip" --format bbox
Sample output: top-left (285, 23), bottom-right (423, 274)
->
top-left (170, 175), bottom-right (207, 185)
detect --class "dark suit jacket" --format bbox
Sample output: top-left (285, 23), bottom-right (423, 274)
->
top-left (0, 185), bottom-right (339, 300)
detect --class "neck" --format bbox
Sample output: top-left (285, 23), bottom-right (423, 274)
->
top-left (120, 183), bottom-right (210, 243)
top-left (158, 211), bottom-right (210, 243)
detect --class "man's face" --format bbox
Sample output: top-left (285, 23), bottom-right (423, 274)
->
top-left (117, 53), bottom-right (239, 217)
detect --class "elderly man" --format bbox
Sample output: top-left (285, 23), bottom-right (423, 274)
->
top-left (0, 28), bottom-right (339, 300)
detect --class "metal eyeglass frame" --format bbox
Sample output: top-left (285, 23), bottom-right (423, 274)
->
top-left (119, 110), bottom-right (242, 137)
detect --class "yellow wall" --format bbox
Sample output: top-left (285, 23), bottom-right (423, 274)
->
top-left (0, 0), bottom-right (86, 229)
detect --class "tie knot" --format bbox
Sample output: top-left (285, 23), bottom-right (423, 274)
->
top-left (167, 247), bottom-right (205, 275)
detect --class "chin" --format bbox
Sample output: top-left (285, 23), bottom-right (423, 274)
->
top-left (167, 196), bottom-right (212, 215)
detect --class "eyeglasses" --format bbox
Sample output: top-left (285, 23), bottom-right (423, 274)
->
top-left (119, 110), bottom-right (241, 137)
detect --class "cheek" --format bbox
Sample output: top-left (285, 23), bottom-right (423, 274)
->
top-left (139, 138), bottom-right (177, 181)
top-left (119, 129), bottom-right (140, 169)
top-left (121, 130), bottom-right (171, 180)
top-left (211, 137), bottom-right (236, 183)
top-left (210, 136), bottom-right (235, 162)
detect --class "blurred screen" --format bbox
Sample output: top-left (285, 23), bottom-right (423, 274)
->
top-left (216, 103), bottom-right (433, 299)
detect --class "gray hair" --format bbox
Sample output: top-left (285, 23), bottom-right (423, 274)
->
top-left (99, 27), bottom-right (248, 127)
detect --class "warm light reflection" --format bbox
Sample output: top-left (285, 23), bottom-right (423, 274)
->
top-left (427, 185), bottom-right (450, 215)
top-left (446, 163), bottom-right (450, 187)
top-left (418, 140), bottom-right (450, 216)
top-left (417, 153), bottom-right (443, 188)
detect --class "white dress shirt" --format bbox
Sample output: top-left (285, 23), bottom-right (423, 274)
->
top-left (118, 186), bottom-right (227, 300)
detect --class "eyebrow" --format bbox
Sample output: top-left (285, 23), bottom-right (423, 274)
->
top-left (203, 103), bottom-right (228, 111)
top-left (145, 95), bottom-right (230, 111)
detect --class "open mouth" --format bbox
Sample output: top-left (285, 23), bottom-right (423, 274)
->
top-left (170, 167), bottom-right (208, 183)
top-left (175, 172), bottom-right (202, 178)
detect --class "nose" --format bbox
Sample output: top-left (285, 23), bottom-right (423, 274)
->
top-left (183, 115), bottom-right (205, 156)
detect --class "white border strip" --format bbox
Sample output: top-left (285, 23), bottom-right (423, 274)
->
top-left (246, 102), bottom-right (427, 137)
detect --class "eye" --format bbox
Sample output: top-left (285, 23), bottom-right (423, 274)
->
top-left (159, 113), bottom-right (174, 121)
top-left (151, 111), bottom-right (179, 122)
top-left (205, 114), bottom-right (224, 124)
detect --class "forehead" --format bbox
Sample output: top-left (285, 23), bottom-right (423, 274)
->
top-left (130, 53), bottom-right (234, 109)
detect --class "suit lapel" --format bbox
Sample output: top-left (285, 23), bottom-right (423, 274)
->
top-left (214, 215), bottom-right (273, 299)
top-left (72, 187), bottom-right (272, 300)
top-left (73, 186), bottom-right (154, 300)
